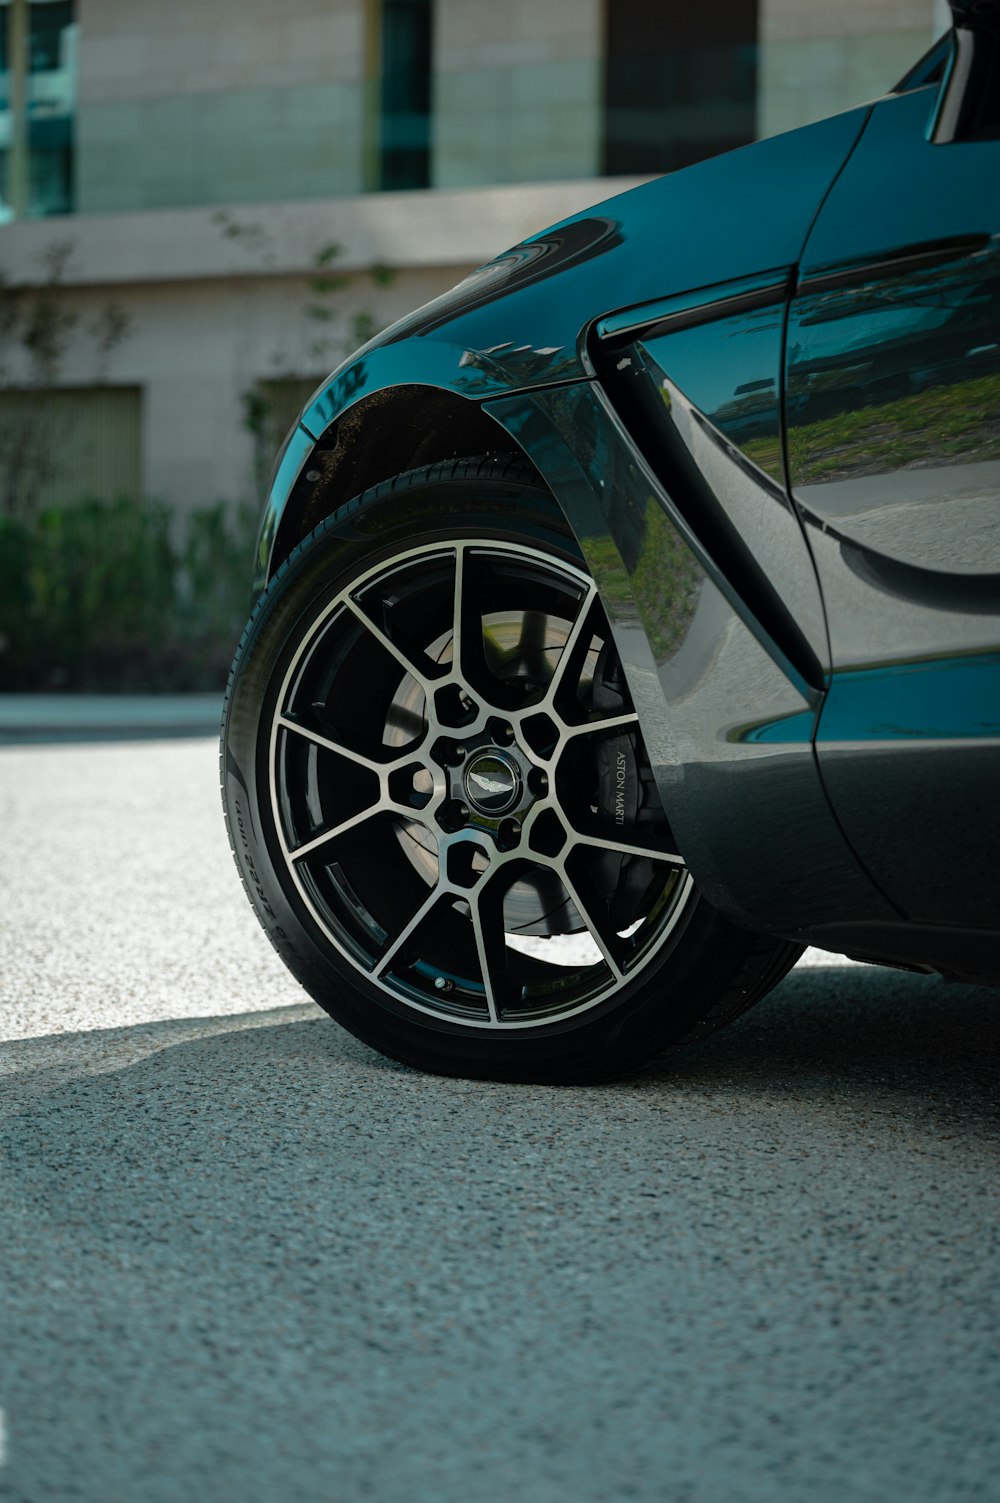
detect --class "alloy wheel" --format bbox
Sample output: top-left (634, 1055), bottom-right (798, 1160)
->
top-left (268, 538), bottom-right (694, 1029)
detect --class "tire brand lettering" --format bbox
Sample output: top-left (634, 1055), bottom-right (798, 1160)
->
top-left (234, 797), bottom-right (276, 920)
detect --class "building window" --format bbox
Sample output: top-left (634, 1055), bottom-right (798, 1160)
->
top-left (379, 0), bottom-right (432, 190)
top-left (0, 0), bottom-right (76, 220)
top-left (602, 0), bottom-right (757, 176)
top-left (0, 385), bottom-right (141, 514)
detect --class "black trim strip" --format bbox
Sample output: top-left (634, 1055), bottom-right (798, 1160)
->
top-left (595, 270), bottom-right (790, 348)
top-left (797, 233), bottom-right (990, 295)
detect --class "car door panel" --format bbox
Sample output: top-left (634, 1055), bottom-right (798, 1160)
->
top-left (786, 83), bottom-right (1000, 927)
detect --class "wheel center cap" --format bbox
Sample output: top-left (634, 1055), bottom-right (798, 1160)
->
top-left (464, 751), bottom-right (521, 816)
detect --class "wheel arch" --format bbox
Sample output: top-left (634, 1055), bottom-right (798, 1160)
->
top-left (266, 383), bottom-right (548, 581)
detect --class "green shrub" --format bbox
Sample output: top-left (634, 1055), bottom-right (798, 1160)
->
top-left (0, 496), bottom-right (258, 691)
top-left (176, 498), bottom-right (259, 653)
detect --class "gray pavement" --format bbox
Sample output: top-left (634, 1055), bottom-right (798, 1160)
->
top-left (1, 738), bottom-right (998, 1502)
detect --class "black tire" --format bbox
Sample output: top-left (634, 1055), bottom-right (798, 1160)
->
top-left (221, 457), bottom-right (801, 1082)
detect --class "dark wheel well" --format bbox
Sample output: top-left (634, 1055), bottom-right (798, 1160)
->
top-left (268, 384), bottom-right (543, 578)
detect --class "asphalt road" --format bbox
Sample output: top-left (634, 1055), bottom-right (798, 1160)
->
top-left (2, 739), bottom-right (998, 1503)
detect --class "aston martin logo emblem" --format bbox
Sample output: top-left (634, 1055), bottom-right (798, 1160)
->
top-left (469, 771), bottom-right (511, 795)
top-left (464, 753), bottom-right (521, 815)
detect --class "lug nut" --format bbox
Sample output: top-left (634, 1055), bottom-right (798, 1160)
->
top-left (432, 737), bottom-right (466, 767)
top-left (490, 718), bottom-right (516, 747)
top-left (497, 817), bottom-right (522, 851)
top-left (528, 768), bottom-right (549, 798)
top-left (437, 798), bottom-right (470, 833)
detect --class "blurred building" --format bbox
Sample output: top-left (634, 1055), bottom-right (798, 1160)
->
top-left (1, 0), bottom-right (948, 514)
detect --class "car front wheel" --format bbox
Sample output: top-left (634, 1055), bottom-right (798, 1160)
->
top-left (221, 457), bottom-right (801, 1081)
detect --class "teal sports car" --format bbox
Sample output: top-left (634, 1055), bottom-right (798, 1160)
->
top-left (222, 4), bottom-right (1000, 1081)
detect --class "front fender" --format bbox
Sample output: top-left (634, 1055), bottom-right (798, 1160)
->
top-left (481, 381), bottom-right (897, 938)
top-left (254, 103), bottom-right (872, 593)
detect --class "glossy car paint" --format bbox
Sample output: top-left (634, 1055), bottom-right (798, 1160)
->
top-left (786, 82), bottom-right (1000, 929)
top-left (251, 15), bottom-right (999, 979)
top-left (484, 377), bottom-right (897, 937)
top-left (256, 104), bottom-right (869, 595)
top-left (309, 108), bottom-right (868, 414)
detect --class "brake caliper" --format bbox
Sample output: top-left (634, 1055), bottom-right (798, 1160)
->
top-left (591, 644), bottom-right (666, 930)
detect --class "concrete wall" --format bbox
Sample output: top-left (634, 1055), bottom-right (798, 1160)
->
top-left (431, 0), bottom-right (604, 187)
top-left (74, 0), bottom-right (953, 205)
top-left (71, 0), bottom-right (961, 209)
top-left (75, 0), bottom-right (608, 211)
top-left (3, 179), bottom-right (646, 510)
top-left (8, 265), bottom-right (464, 507)
top-left (76, 0), bottom-right (366, 211)
top-left (757, 0), bottom-right (949, 138)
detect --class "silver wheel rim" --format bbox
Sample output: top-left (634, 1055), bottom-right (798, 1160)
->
top-left (268, 538), bottom-right (694, 1030)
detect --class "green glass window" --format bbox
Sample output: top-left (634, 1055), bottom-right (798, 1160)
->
top-left (0, 0), bottom-right (76, 219)
top-left (602, 0), bottom-right (757, 175)
top-left (379, 0), bottom-right (432, 190)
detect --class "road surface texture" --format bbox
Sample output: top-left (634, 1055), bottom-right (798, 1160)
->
top-left (2, 738), bottom-right (998, 1503)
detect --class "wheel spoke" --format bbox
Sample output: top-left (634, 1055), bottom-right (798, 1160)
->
top-left (453, 543), bottom-right (490, 691)
top-left (277, 714), bottom-right (385, 771)
top-left (568, 829), bottom-right (683, 864)
top-left (541, 582), bottom-right (599, 706)
top-left (344, 597), bottom-right (435, 690)
top-left (372, 886), bottom-right (442, 978)
top-left (290, 804), bottom-right (388, 861)
top-left (451, 544), bottom-right (467, 679)
top-left (555, 864), bottom-right (625, 981)
top-left (277, 715), bottom-right (419, 775)
top-left (560, 710), bottom-right (640, 740)
top-left (468, 879), bottom-right (509, 1025)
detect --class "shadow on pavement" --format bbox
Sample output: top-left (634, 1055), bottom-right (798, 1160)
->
top-left (2, 963), bottom-right (998, 1503)
top-left (4, 962), bottom-right (999, 1123)
top-left (653, 962), bottom-right (1000, 1121)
